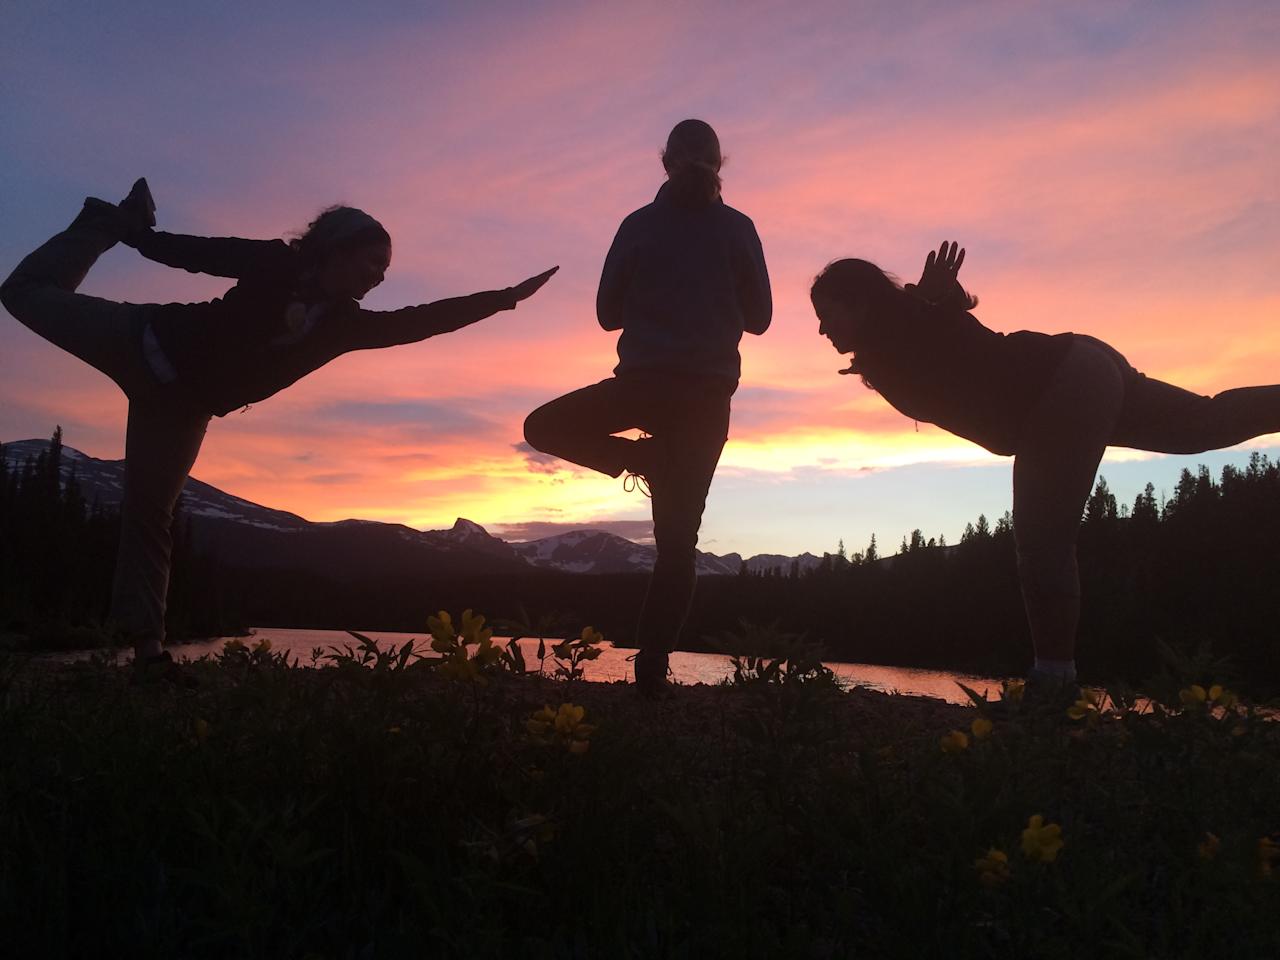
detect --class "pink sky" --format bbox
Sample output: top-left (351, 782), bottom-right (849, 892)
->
top-left (2, 1), bottom-right (1278, 555)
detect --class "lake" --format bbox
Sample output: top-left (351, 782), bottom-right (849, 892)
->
top-left (151, 627), bottom-right (1005, 705)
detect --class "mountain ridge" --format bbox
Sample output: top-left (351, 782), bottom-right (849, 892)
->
top-left (2, 439), bottom-right (825, 577)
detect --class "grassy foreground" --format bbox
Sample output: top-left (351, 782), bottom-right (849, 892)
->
top-left (2, 622), bottom-right (1278, 959)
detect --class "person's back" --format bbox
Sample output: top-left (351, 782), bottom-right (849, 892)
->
top-left (602, 183), bottom-right (770, 385)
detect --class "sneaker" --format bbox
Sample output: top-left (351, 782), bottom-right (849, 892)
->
top-left (72, 178), bottom-right (155, 245)
top-left (622, 472), bottom-right (652, 497)
top-left (633, 649), bottom-right (673, 699)
top-left (117, 177), bottom-right (156, 244)
top-left (622, 435), bottom-right (661, 498)
top-left (979, 674), bottom-right (1081, 720)
top-left (131, 650), bottom-right (198, 689)
top-left (1019, 672), bottom-right (1084, 717)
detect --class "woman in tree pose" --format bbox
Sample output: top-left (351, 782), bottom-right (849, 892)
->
top-left (811, 243), bottom-right (1280, 690)
top-left (523, 120), bottom-right (772, 695)
top-left (1, 180), bottom-right (556, 672)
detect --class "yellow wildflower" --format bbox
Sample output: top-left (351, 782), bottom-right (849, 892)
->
top-left (973, 848), bottom-right (1010, 888)
top-left (1001, 679), bottom-right (1025, 703)
top-left (1197, 832), bottom-right (1220, 861)
top-left (387, 725), bottom-right (402, 735)
top-left (971, 717), bottom-right (993, 741)
top-left (527, 705), bottom-right (556, 734)
top-left (460, 609), bottom-right (493, 645)
top-left (553, 703), bottom-right (585, 734)
top-left (527, 703), bottom-right (594, 751)
top-left (1020, 815), bottom-right (1064, 863)
top-left (1208, 684), bottom-right (1238, 709)
top-left (1067, 689), bottom-right (1101, 722)
top-left (253, 637), bottom-right (272, 655)
top-left (1179, 684), bottom-right (1208, 707)
top-left (223, 638), bottom-right (245, 654)
top-left (940, 730), bottom-right (969, 753)
top-left (580, 626), bottom-right (604, 645)
top-left (427, 610), bottom-right (455, 646)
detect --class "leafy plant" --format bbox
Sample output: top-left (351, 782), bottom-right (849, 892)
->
top-left (550, 626), bottom-right (605, 684)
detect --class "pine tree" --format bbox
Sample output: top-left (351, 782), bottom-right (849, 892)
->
top-left (1131, 482), bottom-right (1158, 524)
top-left (1084, 476), bottom-right (1118, 525)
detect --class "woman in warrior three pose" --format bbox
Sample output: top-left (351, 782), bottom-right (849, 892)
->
top-left (523, 120), bottom-right (771, 695)
top-left (811, 242), bottom-right (1280, 690)
top-left (1, 180), bottom-right (556, 672)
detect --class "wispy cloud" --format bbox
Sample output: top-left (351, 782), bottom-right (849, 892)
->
top-left (3, 0), bottom-right (1278, 554)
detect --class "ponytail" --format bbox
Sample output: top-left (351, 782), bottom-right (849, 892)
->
top-left (661, 119), bottom-right (723, 208)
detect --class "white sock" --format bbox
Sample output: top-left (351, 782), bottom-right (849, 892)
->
top-left (1032, 658), bottom-right (1077, 682)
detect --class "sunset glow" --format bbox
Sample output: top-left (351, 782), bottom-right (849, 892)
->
top-left (3, 1), bottom-right (1278, 556)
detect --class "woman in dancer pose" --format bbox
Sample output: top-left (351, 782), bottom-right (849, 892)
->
top-left (1, 180), bottom-right (556, 673)
top-left (811, 242), bottom-right (1280, 690)
top-left (523, 120), bottom-right (772, 695)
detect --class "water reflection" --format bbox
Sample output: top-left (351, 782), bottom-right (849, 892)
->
top-left (148, 627), bottom-right (1005, 706)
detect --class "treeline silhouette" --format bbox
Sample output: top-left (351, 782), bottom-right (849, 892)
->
top-left (0, 428), bottom-right (240, 647)
top-left (3, 428), bottom-right (1278, 688)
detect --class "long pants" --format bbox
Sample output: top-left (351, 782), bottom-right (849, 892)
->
top-left (1, 217), bottom-right (210, 657)
top-left (1013, 334), bottom-right (1280, 662)
top-left (523, 372), bottom-right (732, 655)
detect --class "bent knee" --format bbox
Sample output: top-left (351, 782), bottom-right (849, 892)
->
top-left (0, 271), bottom-right (32, 320)
top-left (523, 406), bottom-right (559, 453)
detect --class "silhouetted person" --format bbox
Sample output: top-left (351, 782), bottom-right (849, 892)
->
top-left (1, 180), bottom-right (556, 673)
top-left (523, 120), bottom-right (771, 695)
top-left (812, 242), bottom-right (1280, 691)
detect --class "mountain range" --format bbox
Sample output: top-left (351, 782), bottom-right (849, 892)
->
top-left (2, 439), bottom-right (824, 578)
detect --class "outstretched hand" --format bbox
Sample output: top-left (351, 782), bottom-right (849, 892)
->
top-left (914, 240), bottom-right (965, 303)
top-left (511, 266), bottom-right (558, 303)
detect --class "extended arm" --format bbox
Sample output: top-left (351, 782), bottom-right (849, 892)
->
top-left (737, 222), bottom-right (772, 335)
top-left (353, 267), bottom-right (557, 350)
top-left (131, 230), bottom-right (295, 279)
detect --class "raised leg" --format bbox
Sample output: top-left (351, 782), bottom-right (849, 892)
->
top-left (0, 209), bottom-right (150, 394)
top-left (1112, 377), bottom-right (1280, 454)
top-left (523, 378), bottom-right (646, 477)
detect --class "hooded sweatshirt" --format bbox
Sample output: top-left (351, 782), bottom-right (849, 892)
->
top-left (852, 299), bottom-right (1073, 456)
top-left (596, 183), bottom-right (771, 386)
top-left (131, 231), bottom-right (517, 416)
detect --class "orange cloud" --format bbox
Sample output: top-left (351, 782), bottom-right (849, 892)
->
top-left (4, 1), bottom-right (1279, 553)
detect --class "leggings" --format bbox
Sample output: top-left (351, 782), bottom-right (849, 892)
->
top-left (523, 372), bottom-right (732, 655)
top-left (1013, 334), bottom-right (1280, 661)
top-left (1, 216), bottom-right (210, 656)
